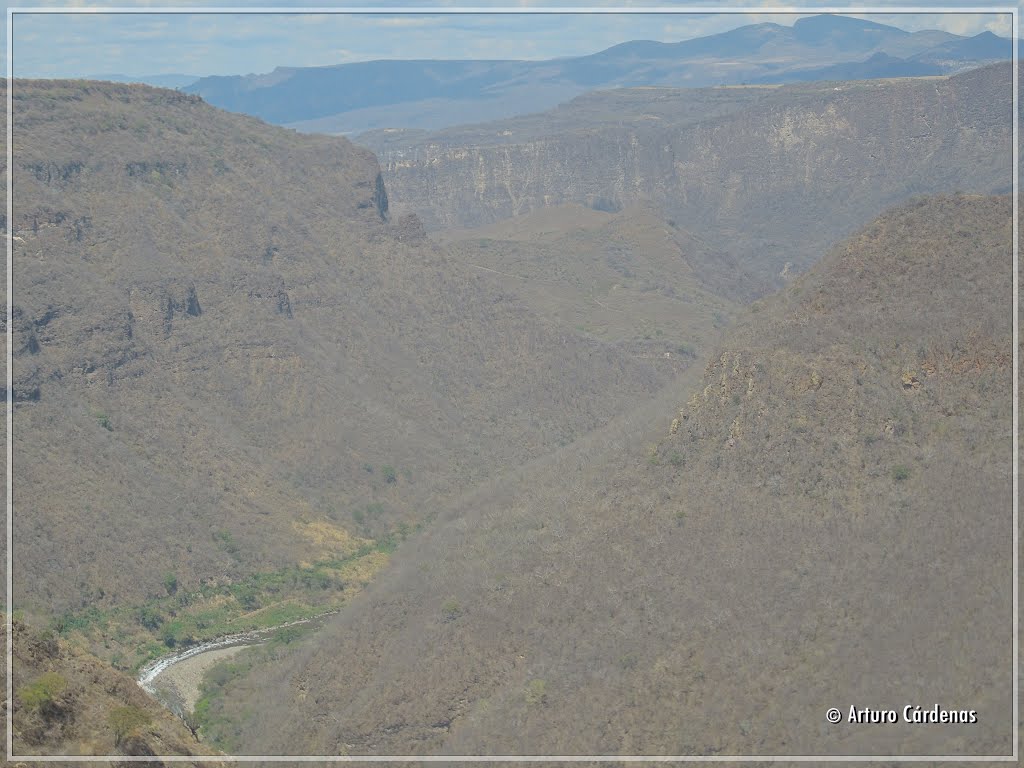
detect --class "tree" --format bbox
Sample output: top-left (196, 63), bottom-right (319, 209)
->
top-left (109, 705), bottom-right (151, 746)
top-left (18, 672), bottom-right (67, 714)
top-left (441, 598), bottom-right (461, 622)
top-left (525, 678), bottom-right (547, 706)
top-left (181, 709), bottom-right (201, 741)
top-left (163, 572), bottom-right (178, 596)
top-left (136, 605), bottom-right (163, 630)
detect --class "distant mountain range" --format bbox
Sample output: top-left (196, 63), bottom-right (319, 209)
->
top-left (179, 14), bottom-right (1011, 134)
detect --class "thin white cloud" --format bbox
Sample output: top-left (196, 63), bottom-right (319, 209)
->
top-left (6, 3), bottom-right (1015, 80)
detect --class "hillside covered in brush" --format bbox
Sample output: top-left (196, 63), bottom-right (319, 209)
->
top-left (218, 195), bottom-right (1013, 757)
top-left (437, 202), bottom-right (737, 359)
top-left (2, 617), bottom-right (222, 759)
top-left (4, 57), bottom-right (1015, 759)
top-left (4, 78), bottom-right (689, 699)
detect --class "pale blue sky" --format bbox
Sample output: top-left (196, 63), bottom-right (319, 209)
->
top-left (7, 1), bottom-right (1016, 79)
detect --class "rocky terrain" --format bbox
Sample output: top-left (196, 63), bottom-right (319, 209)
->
top-left (363, 63), bottom-right (1012, 301)
top-left (7, 79), bottom-right (680, 612)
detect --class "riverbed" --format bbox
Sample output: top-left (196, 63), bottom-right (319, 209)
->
top-left (137, 611), bottom-right (336, 719)
top-left (147, 644), bottom-right (253, 714)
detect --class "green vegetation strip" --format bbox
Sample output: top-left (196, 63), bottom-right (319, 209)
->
top-left (53, 534), bottom-right (401, 674)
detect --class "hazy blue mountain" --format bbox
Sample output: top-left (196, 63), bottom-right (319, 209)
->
top-left (790, 13), bottom-right (907, 50)
top-left (590, 15), bottom-right (906, 63)
top-left (187, 60), bottom-right (526, 125)
top-left (751, 51), bottom-right (945, 83)
top-left (912, 30), bottom-right (1012, 64)
top-left (577, 22), bottom-right (793, 64)
top-left (183, 14), bottom-right (1011, 134)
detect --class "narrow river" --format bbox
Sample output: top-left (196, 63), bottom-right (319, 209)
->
top-left (137, 611), bottom-right (337, 721)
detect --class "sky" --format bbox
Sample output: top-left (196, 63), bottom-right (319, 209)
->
top-left (6, 1), bottom-right (1017, 80)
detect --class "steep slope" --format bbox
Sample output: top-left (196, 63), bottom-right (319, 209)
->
top-left (225, 195), bottom-right (1012, 757)
top-left (5, 79), bottom-right (675, 674)
top-left (438, 203), bottom-right (736, 357)
top-left (2, 616), bottom-right (221, 759)
top-left (365, 64), bottom-right (1012, 301)
top-left (185, 15), bottom-right (1007, 135)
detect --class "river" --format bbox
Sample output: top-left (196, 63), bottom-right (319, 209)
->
top-left (137, 611), bottom-right (337, 721)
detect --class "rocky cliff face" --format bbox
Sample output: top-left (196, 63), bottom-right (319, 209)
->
top-left (365, 64), bottom-right (1012, 300)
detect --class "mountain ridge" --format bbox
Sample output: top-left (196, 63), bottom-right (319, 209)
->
top-left (182, 14), bottom-right (1011, 134)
